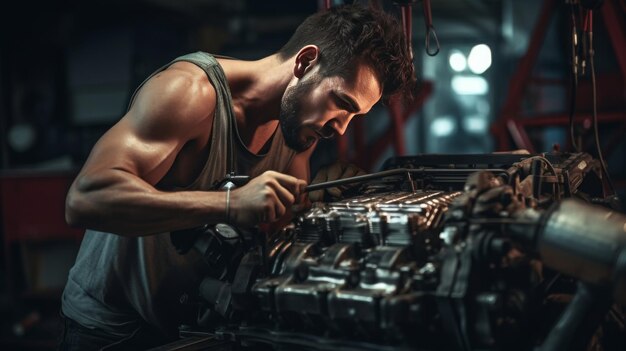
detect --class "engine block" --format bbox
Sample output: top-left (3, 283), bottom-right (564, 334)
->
top-left (170, 152), bottom-right (623, 351)
top-left (299, 190), bottom-right (461, 247)
top-left (248, 190), bottom-right (460, 343)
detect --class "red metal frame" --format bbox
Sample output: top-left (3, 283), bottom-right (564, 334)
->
top-left (492, 0), bottom-right (626, 166)
top-left (492, 0), bottom-right (559, 152)
top-left (602, 0), bottom-right (626, 80)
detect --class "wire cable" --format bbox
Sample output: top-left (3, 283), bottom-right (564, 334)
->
top-left (587, 11), bottom-right (617, 195)
top-left (569, 1), bottom-right (580, 152)
top-left (518, 155), bottom-right (561, 200)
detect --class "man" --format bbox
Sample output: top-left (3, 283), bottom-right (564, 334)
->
top-left (59, 4), bottom-right (415, 350)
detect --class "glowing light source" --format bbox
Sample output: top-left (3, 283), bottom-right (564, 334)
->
top-left (463, 115), bottom-right (488, 133)
top-left (467, 44), bottom-right (492, 74)
top-left (448, 51), bottom-right (467, 72)
top-left (451, 75), bottom-right (489, 95)
top-left (431, 117), bottom-right (456, 137)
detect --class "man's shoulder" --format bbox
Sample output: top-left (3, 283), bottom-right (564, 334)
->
top-left (128, 65), bottom-right (217, 136)
top-left (144, 62), bottom-right (217, 107)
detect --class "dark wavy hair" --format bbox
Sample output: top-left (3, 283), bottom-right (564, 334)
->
top-left (277, 4), bottom-right (417, 101)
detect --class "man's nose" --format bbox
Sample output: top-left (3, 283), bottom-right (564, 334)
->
top-left (334, 114), bottom-right (355, 136)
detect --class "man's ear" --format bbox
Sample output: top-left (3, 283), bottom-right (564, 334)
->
top-left (293, 45), bottom-right (320, 79)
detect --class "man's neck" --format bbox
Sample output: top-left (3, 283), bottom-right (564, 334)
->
top-left (217, 54), bottom-right (293, 122)
top-left (216, 54), bottom-right (293, 150)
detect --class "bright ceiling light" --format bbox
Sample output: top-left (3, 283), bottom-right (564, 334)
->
top-left (448, 51), bottom-right (467, 72)
top-left (467, 44), bottom-right (492, 74)
top-left (431, 117), bottom-right (456, 137)
top-left (451, 75), bottom-right (489, 95)
top-left (463, 115), bottom-right (488, 133)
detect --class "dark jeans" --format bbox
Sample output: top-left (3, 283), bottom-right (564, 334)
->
top-left (58, 312), bottom-right (172, 351)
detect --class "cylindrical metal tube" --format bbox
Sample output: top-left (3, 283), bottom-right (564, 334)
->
top-left (538, 199), bottom-right (626, 287)
top-left (537, 199), bottom-right (626, 285)
top-left (508, 199), bottom-right (626, 303)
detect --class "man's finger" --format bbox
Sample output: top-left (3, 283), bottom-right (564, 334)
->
top-left (311, 168), bottom-right (328, 185)
top-left (261, 202), bottom-right (277, 224)
top-left (273, 200), bottom-right (287, 221)
top-left (309, 190), bottom-right (324, 202)
top-left (327, 186), bottom-right (342, 198)
top-left (326, 162), bottom-right (345, 182)
top-left (269, 180), bottom-right (297, 206)
top-left (272, 172), bottom-right (307, 196)
top-left (342, 164), bottom-right (365, 178)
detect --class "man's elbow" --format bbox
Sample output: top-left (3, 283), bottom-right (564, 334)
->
top-left (65, 189), bottom-right (89, 228)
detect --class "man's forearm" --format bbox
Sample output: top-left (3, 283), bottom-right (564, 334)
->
top-left (65, 170), bottom-right (227, 237)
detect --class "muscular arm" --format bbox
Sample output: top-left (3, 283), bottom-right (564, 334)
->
top-left (65, 65), bottom-right (227, 236)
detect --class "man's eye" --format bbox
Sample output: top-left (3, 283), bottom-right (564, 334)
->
top-left (333, 95), bottom-right (350, 110)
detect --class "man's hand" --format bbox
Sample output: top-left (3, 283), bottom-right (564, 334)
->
top-left (309, 161), bottom-right (366, 202)
top-left (229, 171), bottom-right (307, 227)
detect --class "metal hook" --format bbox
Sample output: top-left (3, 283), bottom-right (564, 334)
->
top-left (425, 25), bottom-right (440, 56)
top-left (421, 0), bottom-right (439, 56)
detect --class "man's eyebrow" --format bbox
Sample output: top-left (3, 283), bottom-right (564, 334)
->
top-left (333, 90), bottom-right (361, 113)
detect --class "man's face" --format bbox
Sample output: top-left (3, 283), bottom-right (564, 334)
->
top-left (279, 62), bottom-right (382, 152)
